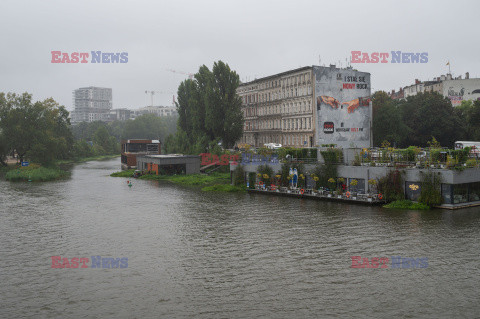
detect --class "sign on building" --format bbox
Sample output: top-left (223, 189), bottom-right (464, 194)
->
top-left (314, 66), bottom-right (372, 148)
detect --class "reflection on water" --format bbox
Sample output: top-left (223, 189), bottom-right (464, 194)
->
top-left (1, 158), bottom-right (479, 318)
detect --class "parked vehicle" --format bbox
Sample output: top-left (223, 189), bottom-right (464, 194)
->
top-left (264, 143), bottom-right (282, 150)
top-left (455, 141), bottom-right (480, 157)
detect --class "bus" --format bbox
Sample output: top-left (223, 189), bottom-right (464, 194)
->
top-left (454, 141), bottom-right (480, 157)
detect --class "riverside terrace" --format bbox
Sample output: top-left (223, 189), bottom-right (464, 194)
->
top-left (229, 147), bottom-right (480, 209)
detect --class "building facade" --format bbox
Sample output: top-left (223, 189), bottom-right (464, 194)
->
top-left (70, 87), bottom-right (113, 124)
top-left (133, 105), bottom-right (178, 118)
top-left (392, 73), bottom-right (480, 106)
top-left (237, 65), bottom-right (372, 149)
top-left (121, 139), bottom-right (161, 169)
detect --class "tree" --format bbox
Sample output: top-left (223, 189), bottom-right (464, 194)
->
top-left (372, 90), bottom-right (391, 119)
top-left (0, 131), bottom-right (8, 166)
top-left (372, 102), bottom-right (409, 147)
top-left (405, 92), bottom-right (462, 147)
top-left (456, 100), bottom-right (480, 141)
top-left (170, 61), bottom-right (244, 154)
top-left (204, 61), bottom-right (243, 148)
top-left (0, 92), bottom-right (73, 165)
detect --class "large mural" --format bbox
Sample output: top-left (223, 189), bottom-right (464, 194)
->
top-left (314, 66), bottom-right (372, 148)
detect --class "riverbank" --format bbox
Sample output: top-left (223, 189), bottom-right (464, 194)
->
top-left (56, 154), bottom-right (120, 165)
top-left (5, 164), bottom-right (70, 182)
top-left (3, 155), bottom-right (120, 182)
top-left (111, 169), bottom-right (245, 192)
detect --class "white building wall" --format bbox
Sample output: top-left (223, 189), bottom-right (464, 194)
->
top-left (441, 78), bottom-right (480, 106)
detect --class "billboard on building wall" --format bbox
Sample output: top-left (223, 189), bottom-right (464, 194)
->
top-left (442, 79), bottom-right (480, 106)
top-left (314, 66), bottom-right (372, 148)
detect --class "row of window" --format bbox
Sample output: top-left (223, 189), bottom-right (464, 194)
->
top-left (243, 85), bottom-right (312, 104)
top-left (241, 134), bottom-right (312, 147)
top-left (244, 117), bottom-right (312, 131)
top-left (243, 99), bottom-right (312, 117)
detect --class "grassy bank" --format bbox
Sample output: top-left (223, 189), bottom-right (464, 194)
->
top-left (383, 200), bottom-right (430, 210)
top-left (57, 154), bottom-right (120, 165)
top-left (5, 165), bottom-right (70, 182)
top-left (3, 155), bottom-right (119, 182)
top-left (111, 170), bottom-right (245, 192)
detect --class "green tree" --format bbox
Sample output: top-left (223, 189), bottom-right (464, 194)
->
top-left (372, 90), bottom-right (391, 119)
top-left (204, 61), bottom-right (243, 148)
top-left (94, 126), bottom-right (111, 152)
top-left (0, 131), bottom-right (9, 166)
top-left (171, 61), bottom-right (244, 153)
top-left (0, 92), bottom-right (73, 165)
top-left (373, 102), bottom-right (409, 147)
top-left (402, 92), bottom-right (462, 147)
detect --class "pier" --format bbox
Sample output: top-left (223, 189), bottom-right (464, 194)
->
top-left (247, 187), bottom-right (386, 205)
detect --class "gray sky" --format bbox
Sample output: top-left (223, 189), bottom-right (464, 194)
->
top-left (1, 0), bottom-right (479, 111)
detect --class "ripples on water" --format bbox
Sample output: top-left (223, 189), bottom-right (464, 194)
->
top-left (1, 159), bottom-right (480, 318)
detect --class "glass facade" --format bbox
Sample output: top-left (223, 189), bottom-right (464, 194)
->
top-left (441, 184), bottom-right (453, 204)
top-left (348, 178), bottom-right (365, 194)
top-left (469, 182), bottom-right (480, 202)
top-left (441, 182), bottom-right (480, 204)
top-left (453, 184), bottom-right (469, 204)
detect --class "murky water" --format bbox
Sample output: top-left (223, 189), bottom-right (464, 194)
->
top-left (1, 158), bottom-right (480, 318)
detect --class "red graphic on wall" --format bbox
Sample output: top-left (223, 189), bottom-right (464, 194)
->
top-left (317, 96), bottom-right (371, 113)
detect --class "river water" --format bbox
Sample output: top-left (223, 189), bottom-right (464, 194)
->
top-left (1, 158), bottom-right (479, 318)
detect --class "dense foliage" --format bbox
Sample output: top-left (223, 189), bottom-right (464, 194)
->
top-left (373, 91), bottom-right (480, 147)
top-left (384, 200), bottom-right (430, 210)
top-left (232, 165), bottom-right (246, 186)
top-left (165, 61), bottom-right (243, 154)
top-left (0, 92), bottom-right (178, 167)
top-left (418, 171), bottom-right (443, 207)
top-left (0, 92), bottom-right (73, 165)
top-left (377, 170), bottom-right (404, 201)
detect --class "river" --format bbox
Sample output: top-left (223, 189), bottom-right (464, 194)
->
top-left (1, 158), bottom-right (479, 318)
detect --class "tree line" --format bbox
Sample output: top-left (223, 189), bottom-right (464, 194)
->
top-left (372, 91), bottom-right (480, 148)
top-left (0, 92), bottom-right (178, 166)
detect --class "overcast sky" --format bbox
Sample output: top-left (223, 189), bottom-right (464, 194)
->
top-left (1, 0), bottom-right (479, 110)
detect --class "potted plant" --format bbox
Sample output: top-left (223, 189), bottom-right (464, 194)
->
top-left (350, 179), bottom-right (358, 199)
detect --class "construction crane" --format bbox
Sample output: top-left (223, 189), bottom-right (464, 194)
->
top-left (165, 68), bottom-right (194, 80)
top-left (144, 91), bottom-right (173, 107)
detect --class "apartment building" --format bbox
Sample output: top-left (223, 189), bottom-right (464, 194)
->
top-left (70, 87), bottom-right (113, 124)
top-left (237, 65), bottom-right (372, 149)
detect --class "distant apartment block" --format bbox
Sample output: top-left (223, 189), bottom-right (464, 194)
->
top-left (133, 105), bottom-right (178, 118)
top-left (70, 86), bottom-right (113, 124)
top-left (389, 72), bottom-right (480, 106)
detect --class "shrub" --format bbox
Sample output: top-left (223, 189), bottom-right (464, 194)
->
top-left (320, 149), bottom-right (343, 164)
top-left (257, 164), bottom-right (273, 184)
top-left (466, 158), bottom-right (477, 168)
top-left (233, 165), bottom-right (245, 186)
top-left (248, 172), bottom-right (256, 188)
top-left (6, 166), bottom-right (70, 182)
top-left (418, 171), bottom-right (443, 207)
top-left (384, 200), bottom-right (430, 210)
top-left (377, 170), bottom-right (404, 201)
